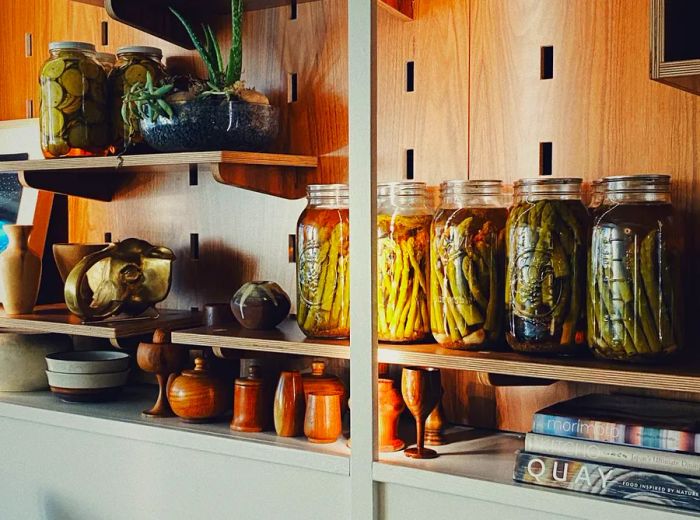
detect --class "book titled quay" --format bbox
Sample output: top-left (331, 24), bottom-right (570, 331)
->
top-left (532, 394), bottom-right (700, 453)
top-left (513, 451), bottom-right (700, 512)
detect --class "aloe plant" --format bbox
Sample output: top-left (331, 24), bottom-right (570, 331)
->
top-left (170, 0), bottom-right (243, 92)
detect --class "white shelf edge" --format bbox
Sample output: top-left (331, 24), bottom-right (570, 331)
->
top-left (0, 399), bottom-right (349, 476)
top-left (373, 462), bottom-right (697, 519)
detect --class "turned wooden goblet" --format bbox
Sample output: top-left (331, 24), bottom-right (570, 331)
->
top-left (137, 328), bottom-right (187, 417)
top-left (401, 366), bottom-right (442, 459)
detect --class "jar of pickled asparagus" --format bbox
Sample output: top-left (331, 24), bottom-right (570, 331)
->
top-left (588, 175), bottom-right (681, 362)
top-left (506, 178), bottom-right (589, 354)
top-left (110, 46), bottom-right (166, 152)
top-left (377, 181), bottom-right (432, 343)
top-left (40, 41), bottom-right (110, 158)
top-left (296, 184), bottom-right (350, 338)
top-left (431, 180), bottom-right (508, 349)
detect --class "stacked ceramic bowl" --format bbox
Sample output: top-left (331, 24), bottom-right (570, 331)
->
top-left (45, 351), bottom-right (131, 402)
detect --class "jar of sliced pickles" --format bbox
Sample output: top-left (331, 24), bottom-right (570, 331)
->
top-left (431, 180), bottom-right (507, 349)
top-left (506, 178), bottom-right (589, 354)
top-left (377, 181), bottom-right (432, 343)
top-left (110, 46), bottom-right (166, 151)
top-left (40, 41), bottom-right (110, 158)
top-left (296, 184), bottom-right (349, 338)
top-left (588, 175), bottom-right (682, 362)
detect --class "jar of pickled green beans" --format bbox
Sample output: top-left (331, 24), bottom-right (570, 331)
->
top-left (377, 181), bottom-right (433, 343)
top-left (40, 41), bottom-right (110, 158)
top-left (588, 175), bottom-right (682, 362)
top-left (506, 178), bottom-right (589, 355)
top-left (110, 46), bottom-right (166, 152)
top-left (296, 184), bottom-right (350, 338)
top-left (431, 180), bottom-right (508, 349)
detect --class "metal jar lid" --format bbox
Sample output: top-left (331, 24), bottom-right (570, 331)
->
top-left (49, 41), bottom-right (96, 53)
top-left (116, 45), bottom-right (163, 59)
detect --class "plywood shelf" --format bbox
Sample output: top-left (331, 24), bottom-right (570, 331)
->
top-left (171, 318), bottom-right (350, 359)
top-left (0, 151), bottom-right (318, 201)
top-left (0, 304), bottom-right (201, 340)
top-left (378, 343), bottom-right (700, 393)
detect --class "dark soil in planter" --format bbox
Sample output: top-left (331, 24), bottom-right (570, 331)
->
top-left (140, 98), bottom-right (279, 153)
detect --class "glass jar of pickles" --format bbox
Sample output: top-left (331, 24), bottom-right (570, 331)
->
top-left (377, 181), bottom-right (432, 343)
top-left (431, 180), bottom-right (507, 349)
top-left (588, 175), bottom-right (682, 362)
top-left (587, 179), bottom-right (603, 211)
top-left (40, 41), bottom-right (110, 158)
top-left (296, 184), bottom-right (349, 338)
top-left (110, 46), bottom-right (166, 151)
top-left (95, 52), bottom-right (116, 74)
top-left (506, 178), bottom-right (589, 354)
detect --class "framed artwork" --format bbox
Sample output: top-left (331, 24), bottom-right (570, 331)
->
top-left (0, 119), bottom-right (54, 258)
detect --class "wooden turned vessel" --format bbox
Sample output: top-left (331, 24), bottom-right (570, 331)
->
top-left (302, 361), bottom-right (347, 410)
top-left (273, 370), bottom-right (305, 437)
top-left (167, 357), bottom-right (230, 423)
top-left (304, 391), bottom-right (342, 444)
top-left (137, 328), bottom-right (187, 417)
top-left (377, 378), bottom-right (405, 452)
top-left (425, 401), bottom-right (446, 446)
top-left (231, 365), bottom-right (266, 432)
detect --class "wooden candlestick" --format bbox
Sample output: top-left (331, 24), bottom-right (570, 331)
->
top-left (137, 328), bottom-right (187, 417)
top-left (401, 366), bottom-right (441, 459)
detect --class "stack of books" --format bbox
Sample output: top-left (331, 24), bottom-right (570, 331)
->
top-left (513, 394), bottom-right (700, 513)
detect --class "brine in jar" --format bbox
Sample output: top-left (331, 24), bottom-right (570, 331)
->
top-left (377, 181), bottom-right (432, 343)
top-left (506, 178), bottom-right (589, 354)
top-left (431, 180), bottom-right (507, 349)
top-left (588, 175), bottom-right (682, 362)
top-left (296, 184), bottom-right (349, 338)
top-left (40, 41), bottom-right (110, 158)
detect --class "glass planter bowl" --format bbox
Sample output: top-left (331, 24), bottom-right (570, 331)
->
top-left (140, 98), bottom-right (279, 152)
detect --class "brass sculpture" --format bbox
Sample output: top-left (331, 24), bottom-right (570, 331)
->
top-left (64, 239), bottom-right (175, 321)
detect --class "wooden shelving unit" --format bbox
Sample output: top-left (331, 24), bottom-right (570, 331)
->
top-left (0, 151), bottom-right (318, 201)
top-left (171, 318), bottom-right (350, 359)
top-left (0, 304), bottom-right (201, 340)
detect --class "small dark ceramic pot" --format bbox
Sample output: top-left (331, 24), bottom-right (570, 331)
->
top-left (230, 281), bottom-right (291, 330)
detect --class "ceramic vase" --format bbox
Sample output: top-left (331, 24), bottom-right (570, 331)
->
top-left (273, 370), bottom-right (305, 437)
top-left (0, 225), bottom-right (41, 315)
top-left (304, 391), bottom-right (342, 444)
top-left (378, 378), bottom-right (405, 452)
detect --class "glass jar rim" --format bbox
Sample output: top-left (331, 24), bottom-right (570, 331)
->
top-left (49, 41), bottom-right (95, 53)
top-left (440, 179), bottom-right (502, 194)
top-left (306, 183), bottom-right (348, 195)
top-left (377, 181), bottom-right (428, 197)
top-left (95, 52), bottom-right (116, 64)
top-left (116, 45), bottom-right (163, 59)
top-left (514, 177), bottom-right (582, 187)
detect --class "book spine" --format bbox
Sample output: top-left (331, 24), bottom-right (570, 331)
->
top-left (513, 451), bottom-right (700, 513)
top-left (525, 433), bottom-right (700, 477)
top-left (532, 413), bottom-right (697, 453)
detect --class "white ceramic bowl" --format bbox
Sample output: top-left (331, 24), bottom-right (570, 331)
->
top-left (45, 369), bottom-right (130, 389)
top-left (45, 351), bottom-right (130, 374)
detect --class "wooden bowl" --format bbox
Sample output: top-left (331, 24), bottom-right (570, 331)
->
top-left (52, 243), bottom-right (109, 283)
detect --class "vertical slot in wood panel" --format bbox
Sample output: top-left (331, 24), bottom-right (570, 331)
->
top-left (104, 232), bottom-right (112, 243)
top-left (25, 99), bottom-right (33, 119)
top-left (189, 164), bottom-right (198, 186)
top-left (290, 0), bottom-right (297, 20)
top-left (406, 61), bottom-right (415, 92)
top-left (101, 21), bottom-right (109, 46)
top-left (287, 73), bottom-right (298, 103)
top-left (539, 142), bottom-right (552, 175)
top-left (190, 233), bottom-right (199, 260)
top-left (540, 46), bottom-right (554, 79)
top-left (24, 33), bottom-right (32, 57)
top-left (406, 149), bottom-right (414, 179)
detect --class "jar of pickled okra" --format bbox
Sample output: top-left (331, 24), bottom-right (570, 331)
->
top-left (40, 41), bottom-right (110, 158)
top-left (296, 184), bottom-right (350, 338)
top-left (377, 181), bottom-right (433, 343)
top-left (505, 178), bottom-right (589, 355)
top-left (588, 175), bottom-right (682, 362)
top-left (110, 46), bottom-right (166, 152)
top-left (431, 180), bottom-right (508, 349)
